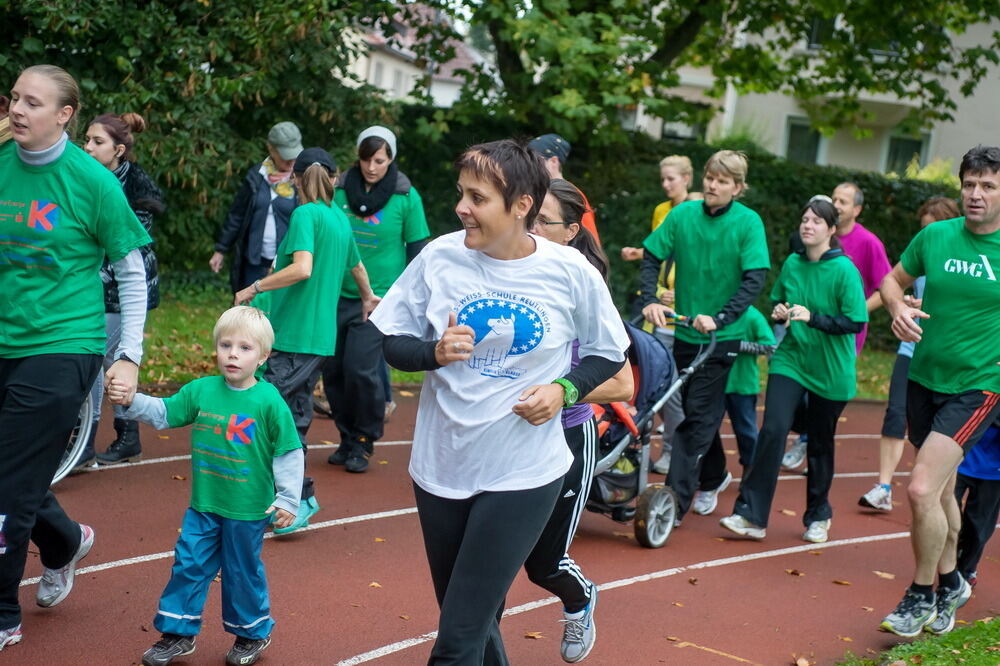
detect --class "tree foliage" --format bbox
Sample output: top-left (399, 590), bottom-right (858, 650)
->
top-left (0, 0), bottom-right (404, 267)
top-left (418, 0), bottom-right (1000, 145)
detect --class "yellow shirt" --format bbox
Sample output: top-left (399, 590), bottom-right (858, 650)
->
top-left (645, 201), bottom-right (676, 333)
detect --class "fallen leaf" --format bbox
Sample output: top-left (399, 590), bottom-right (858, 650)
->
top-left (688, 577), bottom-right (698, 585)
top-left (950, 650), bottom-right (961, 655)
top-left (861, 606), bottom-right (874, 612)
top-left (350, 602), bottom-right (361, 607)
top-left (369, 582), bottom-right (382, 588)
top-left (837, 636), bottom-right (853, 642)
top-left (524, 631), bottom-right (544, 640)
top-left (140, 624), bottom-right (149, 632)
top-left (399, 390), bottom-right (415, 397)
top-left (378, 460), bottom-right (389, 465)
top-left (666, 636), bottom-right (679, 642)
top-left (838, 416), bottom-right (847, 422)
top-left (986, 647), bottom-right (1000, 652)
top-left (399, 615), bottom-right (410, 620)
top-left (910, 656), bottom-right (923, 664)
top-left (172, 475), bottom-right (186, 480)
top-left (977, 616), bottom-right (995, 623)
top-left (887, 661), bottom-right (906, 666)
top-left (612, 531), bottom-right (634, 539)
top-left (672, 601), bottom-right (684, 607)
top-left (321, 440), bottom-right (334, 445)
top-left (956, 619), bottom-right (968, 625)
top-left (809, 551), bottom-right (823, 556)
top-left (158, 435), bottom-right (170, 439)
top-left (725, 449), bottom-right (737, 455)
top-left (780, 508), bottom-right (797, 516)
top-left (714, 537), bottom-right (726, 542)
top-left (873, 570), bottom-right (896, 580)
top-left (374, 537), bottom-right (386, 542)
top-left (832, 580), bottom-right (852, 586)
top-left (795, 658), bottom-right (811, 666)
top-left (785, 569), bottom-right (805, 577)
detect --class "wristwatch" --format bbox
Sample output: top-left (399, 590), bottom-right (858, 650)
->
top-left (114, 351), bottom-right (140, 366)
top-left (551, 378), bottom-right (580, 408)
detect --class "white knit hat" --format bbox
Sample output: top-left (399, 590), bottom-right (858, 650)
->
top-left (356, 125), bottom-right (397, 158)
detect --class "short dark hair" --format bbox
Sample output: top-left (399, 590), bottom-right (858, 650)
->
top-left (455, 139), bottom-right (549, 226)
top-left (801, 198), bottom-right (842, 249)
top-left (547, 178), bottom-right (609, 281)
top-left (359, 135), bottom-right (393, 160)
top-left (835, 182), bottom-right (864, 208)
top-left (959, 145), bottom-right (1000, 182)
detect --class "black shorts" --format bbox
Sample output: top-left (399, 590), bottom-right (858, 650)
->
top-left (881, 354), bottom-right (911, 440)
top-left (907, 380), bottom-right (1000, 452)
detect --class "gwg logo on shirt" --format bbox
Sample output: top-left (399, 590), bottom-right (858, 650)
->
top-left (28, 200), bottom-right (60, 232)
top-left (943, 255), bottom-right (997, 282)
top-left (225, 414), bottom-right (257, 444)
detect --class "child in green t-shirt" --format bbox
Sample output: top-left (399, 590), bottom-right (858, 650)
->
top-left (109, 306), bottom-right (303, 666)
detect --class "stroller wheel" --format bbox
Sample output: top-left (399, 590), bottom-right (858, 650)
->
top-left (634, 484), bottom-right (677, 548)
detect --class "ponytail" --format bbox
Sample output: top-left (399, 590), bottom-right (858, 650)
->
top-left (299, 163), bottom-right (333, 205)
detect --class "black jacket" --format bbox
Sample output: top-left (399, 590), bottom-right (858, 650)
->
top-left (102, 161), bottom-right (163, 312)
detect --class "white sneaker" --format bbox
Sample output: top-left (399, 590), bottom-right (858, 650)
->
top-left (0, 624), bottom-right (22, 651)
top-left (859, 484), bottom-right (893, 512)
top-left (691, 471), bottom-right (732, 516)
top-left (802, 519), bottom-right (831, 543)
top-left (651, 451), bottom-right (671, 475)
top-left (781, 436), bottom-right (807, 470)
top-left (719, 513), bottom-right (766, 539)
top-left (560, 585), bottom-right (597, 663)
top-left (37, 524), bottom-right (94, 608)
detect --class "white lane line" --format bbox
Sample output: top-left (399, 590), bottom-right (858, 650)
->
top-left (20, 507), bottom-right (418, 587)
top-left (335, 531), bottom-right (911, 665)
top-left (76, 441), bottom-right (416, 472)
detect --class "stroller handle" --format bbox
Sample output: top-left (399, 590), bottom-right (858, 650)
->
top-left (629, 312), bottom-right (691, 327)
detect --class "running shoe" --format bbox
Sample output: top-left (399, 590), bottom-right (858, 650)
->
top-left (926, 576), bottom-right (973, 635)
top-left (802, 519), bottom-right (831, 543)
top-left (859, 483), bottom-right (893, 511)
top-left (37, 524), bottom-right (94, 608)
top-left (384, 400), bottom-right (398, 423)
top-left (142, 634), bottom-right (196, 666)
top-left (345, 452), bottom-right (370, 473)
top-left (0, 624), bottom-right (22, 652)
top-left (692, 471), bottom-right (732, 516)
top-left (880, 589), bottom-right (937, 637)
top-left (651, 450), bottom-right (671, 475)
top-left (781, 436), bottom-right (807, 470)
top-left (719, 513), bottom-right (766, 539)
top-left (560, 585), bottom-right (597, 663)
top-left (226, 635), bottom-right (271, 666)
top-left (273, 496), bottom-right (320, 535)
top-left (327, 443), bottom-right (352, 465)
top-left (966, 571), bottom-right (978, 589)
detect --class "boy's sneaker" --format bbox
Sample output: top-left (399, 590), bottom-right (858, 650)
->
top-left (802, 519), bottom-right (831, 543)
top-left (719, 513), bottom-right (766, 540)
top-left (859, 483), bottom-right (893, 511)
top-left (0, 624), bottom-right (22, 651)
top-left (560, 585), bottom-right (597, 663)
top-left (692, 471), bottom-right (732, 516)
top-left (880, 589), bottom-right (937, 637)
top-left (926, 576), bottom-right (973, 635)
top-left (781, 436), bottom-right (807, 470)
top-left (142, 634), bottom-right (196, 666)
top-left (273, 496), bottom-right (320, 535)
top-left (226, 635), bottom-right (271, 666)
top-left (37, 524), bottom-right (94, 607)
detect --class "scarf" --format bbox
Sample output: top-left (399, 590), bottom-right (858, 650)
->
top-left (343, 161), bottom-right (399, 217)
top-left (113, 159), bottom-right (131, 187)
top-left (262, 156), bottom-right (295, 199)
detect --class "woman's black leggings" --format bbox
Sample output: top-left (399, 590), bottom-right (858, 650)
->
top-left (523, 418), bottom-right (597, 613)
top-left (414, 477), bottom-right (563, 666)
top-left (733, 374), bottom-right (846, 528)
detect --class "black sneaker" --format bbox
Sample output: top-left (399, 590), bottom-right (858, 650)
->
top-left (327, 444), bottom-right (352, 465)
top-left (345, 453), bottom-right (369, 473)
top-left (226, 636), bottom-right (271, 666)
top-left (880, 589), bottom-right (937, 637)
top-left (142, 634), bottom-right (195, 666)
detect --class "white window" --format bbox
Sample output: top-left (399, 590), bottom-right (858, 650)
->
top-left (784, 117), bottom-right (826, 165)
top-left (883, 133), bottom-right (929, 174)
top-left (393, 69), bottom-right (405, 98)
top-left (372, 61), bottom-right (384, 88)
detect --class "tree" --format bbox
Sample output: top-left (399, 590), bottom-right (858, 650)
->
top-left (0, 0), bottom-right (403, 267)
top-left (413, 0), bottom-right (1000, 146)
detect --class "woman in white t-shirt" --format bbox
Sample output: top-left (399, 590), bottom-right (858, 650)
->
top-left (371, 140), bottom-right (630, 665)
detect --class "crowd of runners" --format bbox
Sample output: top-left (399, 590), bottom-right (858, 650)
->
top-left (0, 63), bottom-right (998, 666)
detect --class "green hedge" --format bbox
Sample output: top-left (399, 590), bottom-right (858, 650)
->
top-left (396, 106), bottom-right (957, 352)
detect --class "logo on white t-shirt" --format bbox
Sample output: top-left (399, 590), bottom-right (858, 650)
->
top-left (457, 294), bottom-right (548, 379)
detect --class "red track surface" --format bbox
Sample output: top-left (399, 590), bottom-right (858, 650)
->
top-left (8, 396), bottom-right (999, 666)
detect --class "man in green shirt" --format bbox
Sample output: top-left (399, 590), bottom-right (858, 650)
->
top-left (880, 145), bottom-right (1000, 638)
top-left (640, 150), bottom-right (771, 523)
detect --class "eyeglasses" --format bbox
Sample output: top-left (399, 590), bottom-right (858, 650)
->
top-left (535, 219), bottom-right (568, 226)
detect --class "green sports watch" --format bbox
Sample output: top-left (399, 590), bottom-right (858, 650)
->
top-left (551, 378), bottom-right (580, 408)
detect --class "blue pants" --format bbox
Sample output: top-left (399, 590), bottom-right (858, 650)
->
top-left (154, 508), bottom-right (273, 639)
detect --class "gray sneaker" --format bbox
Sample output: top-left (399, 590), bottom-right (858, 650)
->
top-left (560, 585), bottom-right (597, 663)
top-left (142, 634), bottom-right (196, 666)
top-left (802, 519), bottom-right (831, 543)
top-left (880, 589), bottom-right (937, 637)
top-left (926, 577), bottom-right (973, 635)
top-left (692, 471), bottom-right (732, 516)
top-left (719, 513), bottom-right (766, 539)
top-left (0, 624), bottom-right (22, 651)
top-left (859, 483), bottom-right (893, 511)
top-left (781, 437), bottom-right (807, 470)
top-left (37, 524), bottom-right (94, 608)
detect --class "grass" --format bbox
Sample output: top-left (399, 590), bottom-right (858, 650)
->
top-left (839, 617), bottom-right (1000, 665)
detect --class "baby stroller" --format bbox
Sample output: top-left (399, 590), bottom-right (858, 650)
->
top-left (586, 315), bottom-right (716, 548)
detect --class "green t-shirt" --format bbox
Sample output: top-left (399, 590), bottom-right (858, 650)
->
top-left (769, 252), bottom-right (868, 401)
top-left (334, 186), bottom-right (430, 299)
top-left (0, 142), bottom-right (151, 357)
top-left (642, 200), bottom-right (770, 344)
top-left (164, 376), bottom-right (302, 520)
top-left (269, 201), bottom-right (361, 355)
top-left (725, 306), bottom-right (776, 395)
top-left (901, 218), bottom-right (1000, 393)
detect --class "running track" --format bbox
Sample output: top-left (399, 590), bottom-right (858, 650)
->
top-left (10, 396), bottom-right (999, 665)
